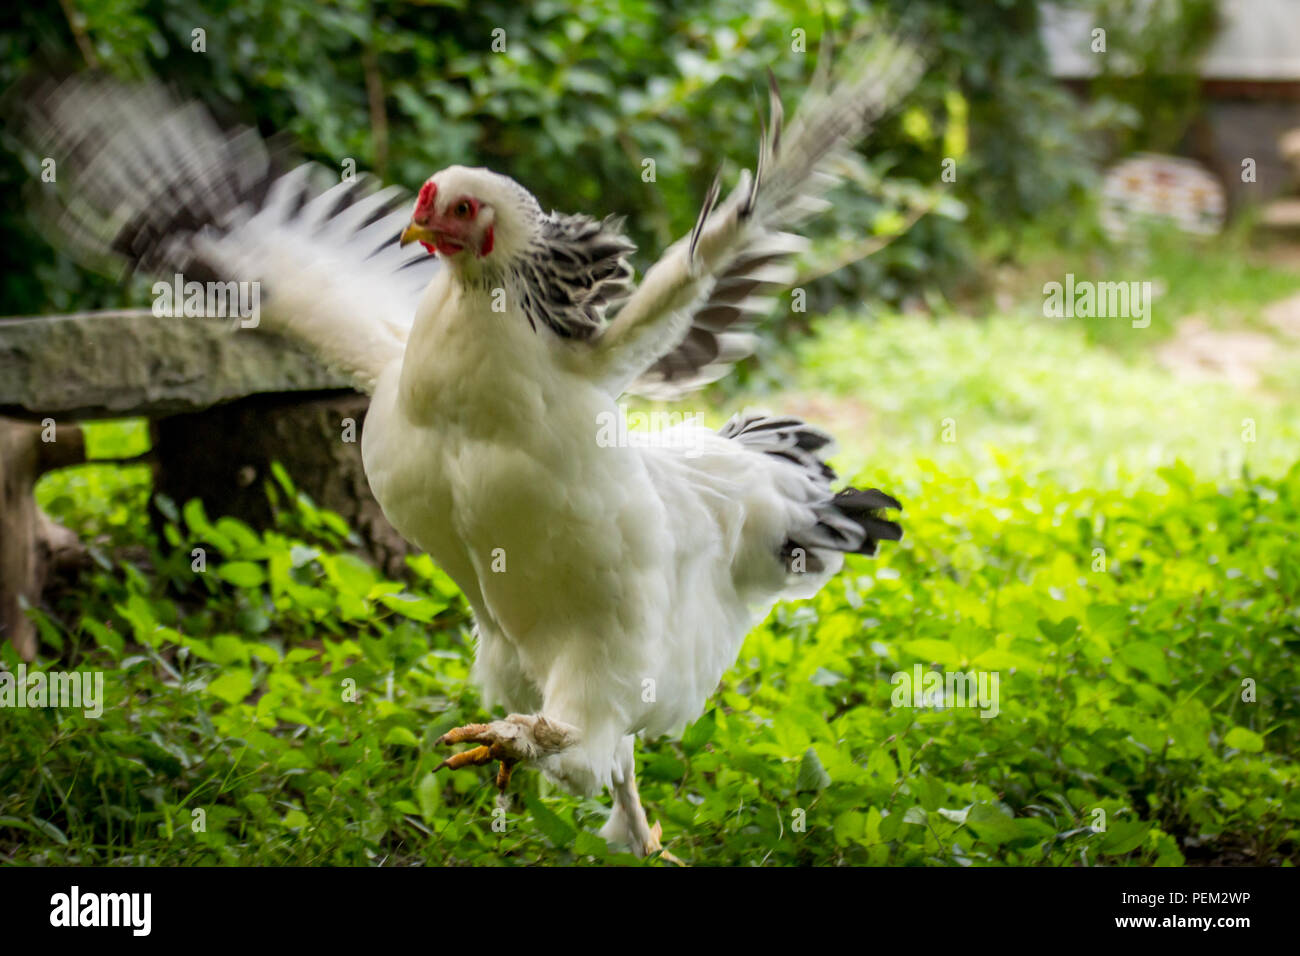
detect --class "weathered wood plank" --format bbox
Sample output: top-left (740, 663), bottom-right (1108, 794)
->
top-left (0, 310), bottom-right (352, 421)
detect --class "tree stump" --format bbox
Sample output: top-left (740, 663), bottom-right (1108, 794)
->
top-left (152, 392), bottom-right (414, 576)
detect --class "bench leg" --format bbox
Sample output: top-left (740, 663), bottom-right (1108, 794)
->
top-left (0, 418), bottom-right (85, 661)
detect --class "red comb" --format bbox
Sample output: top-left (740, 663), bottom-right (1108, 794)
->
top-left (415, 180), bottom-right (437, 219)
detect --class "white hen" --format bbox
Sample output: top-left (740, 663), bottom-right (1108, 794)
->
top-left (23, 36), bottom-right (916, 857)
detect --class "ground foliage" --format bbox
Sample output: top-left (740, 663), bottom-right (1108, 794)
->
top-left (6, 303), bottom-right (1298, 866)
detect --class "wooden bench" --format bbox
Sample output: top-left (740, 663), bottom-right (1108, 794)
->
top-left (1, 309), bottom-right (408, 660)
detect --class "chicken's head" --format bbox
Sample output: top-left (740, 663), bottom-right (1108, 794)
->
top-left (399, 166), bottom-right (539, 265)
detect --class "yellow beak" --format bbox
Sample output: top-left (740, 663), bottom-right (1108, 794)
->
top-left (399, 223), bottom-right (437, 248)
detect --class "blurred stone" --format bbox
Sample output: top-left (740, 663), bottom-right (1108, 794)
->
top-left (0, 310), bottom-right (349, 421)
top-left (1260, 198), bottom-right (1300, 231)
top-left (1100, 154), bottom-right (1226, 240)
top-left (1263, 291), bottom-right (1300, 338)
top-left (1155, 316), bottom-right (1277, 389)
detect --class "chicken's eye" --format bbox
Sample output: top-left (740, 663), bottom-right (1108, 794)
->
top-left (453, 200), bottom-right (473, 218)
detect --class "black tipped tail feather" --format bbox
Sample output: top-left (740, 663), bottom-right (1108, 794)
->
top-left (782, 485), bottom-right (902, 574)
top-left (717, 412), bottom-right (902, 574)
top-left (829, 487), bottom-right (903, 556)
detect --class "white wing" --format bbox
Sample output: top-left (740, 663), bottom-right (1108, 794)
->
top-left (19, 77), bottom-right (437, 394)
top-left (588, 33), bottom-right (922, 398)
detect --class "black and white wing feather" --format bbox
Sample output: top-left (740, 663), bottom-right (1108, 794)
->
top-left (514, 212), bottom-right (636, 339)
top-left (17, 76), bottom-right (437, 393)
top-left (589, 33), bottom-right (922, 399)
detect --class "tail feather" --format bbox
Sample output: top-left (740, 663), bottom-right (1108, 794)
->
top-left (718, 412), bottom-right (902, 572)
top-left (831, 488), bottom-right (903, 555)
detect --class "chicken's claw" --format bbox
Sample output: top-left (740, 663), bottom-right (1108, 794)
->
top-left (435, 722), bottom-right (520, 792)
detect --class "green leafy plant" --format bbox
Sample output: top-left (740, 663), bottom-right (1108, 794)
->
top-left (7, 301), bottom-right (1298, 865)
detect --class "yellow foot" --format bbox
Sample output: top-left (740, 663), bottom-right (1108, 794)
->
top-left (435, 715), bottom-right (576, 792)
top-left (435, 723), bottom-right (518, 791)
top-left (645, 821), bottom-right (686, 866)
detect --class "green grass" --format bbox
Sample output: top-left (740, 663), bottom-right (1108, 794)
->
top-left (784, 309), bottom-right (1300, 488)
top-left (37, 419), bottom-right (152, 546)
top-left (3, 305), bottom-right (1298, 866)
top-left (982, 223), bottom-right (1300, 352)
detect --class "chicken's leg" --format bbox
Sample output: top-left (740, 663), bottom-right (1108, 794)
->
top-left (599, 738), bottom-right (683, 863)
top-left (435, 713), bottom-right (577, 790)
